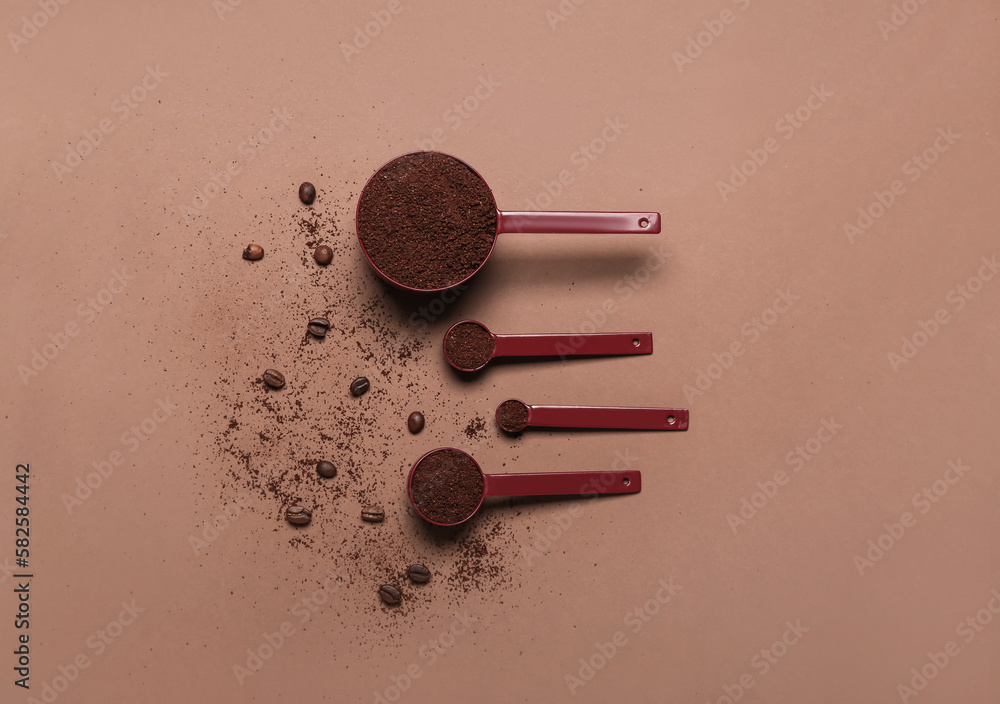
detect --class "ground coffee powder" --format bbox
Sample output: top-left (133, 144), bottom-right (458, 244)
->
top-left (357, 152), bottom-right (497, 290)
top-left (410, 449), bottom-right (484, 525)
top-left (445, 322), bottom-right (496, 371)
top-left (497, 399), bottom-right (529, 433)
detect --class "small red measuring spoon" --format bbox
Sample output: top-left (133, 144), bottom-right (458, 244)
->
top-left (407, 448), bottom-right (640, 527)
top-left (443, 320), bottom-right (652, 373)
top-left (356, 152), bottom-right (661, 292)
top-left (495, 399), bottom-right (689, 434)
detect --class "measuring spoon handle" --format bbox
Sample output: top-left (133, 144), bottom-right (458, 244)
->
top-left (492, 332), bottom-right (652, 358)
top-left (527, 406), bottom-right (688, 430)
top-left (483, 470), bottom-right (640, 497)
top-left (497, 211), bottom-right (661, 234)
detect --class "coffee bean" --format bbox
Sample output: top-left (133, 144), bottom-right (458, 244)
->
top-left (407, 411), bottom-right (425, 434)
top-left (407, 564), bottom-right (431, 583)
top-left (350, 377), bottom-right (370, 397)
top-left (317, 460), bottom-right (336, 478)
top-left (307, 317), bottom-right (330, 338)
top-left (285, 505), bottom-right (311, 525)
top-left (299, 182), bottom-right (316, 205)
top-left (378, 584), bottom-right (401, 606)
top-left (313, 245), bottom-right (333, 266)
top-left (262, 369), bottom-right (285, 389)
top-left (361, 506), bottom-right (384, 523)
top-left (243, 244), bottom-right (264, 261)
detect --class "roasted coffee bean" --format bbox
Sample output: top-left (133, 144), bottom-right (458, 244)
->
top-left (378, 584), bottom-right (401, 606)
top-left (243, 244), bottom-right (264, 260)
top-left (299, 182), bottom-right (316, 205)
top-left (350, 377), bottom-right (370, 397)
top-left (407, 564), bottom-right (431, 583)
top-left (317, 460), bottom-right (336, 478)
top-left (285, 505), bottom-right (311, 525)
top-left (262, 369), bottom-right (285, 389)
top-left (313, 245), bottom-right (333, 266)
top-left (361, 506), bottom-right (384, 523)
top-left (407, 411), bottom-right (425, 434)
top-left (307, 317), bottom-right (330, 338)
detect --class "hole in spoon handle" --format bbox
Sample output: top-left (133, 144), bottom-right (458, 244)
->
top-left (497, 211), bottom-right (661, 234)
top-left (484, 470), bottom-right (641, 497)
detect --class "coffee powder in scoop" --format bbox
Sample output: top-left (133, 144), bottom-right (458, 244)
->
top-left (445, 322), bottom-right (496, 370)
top-left (357, 152), bottom-right (497, 290)
top-left (497, 400), bottom-right (529, 432)
top-left (410, 449), bottom-right (484, 524)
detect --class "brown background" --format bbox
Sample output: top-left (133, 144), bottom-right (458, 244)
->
top-left (3, 0), bottom-right (999, 702)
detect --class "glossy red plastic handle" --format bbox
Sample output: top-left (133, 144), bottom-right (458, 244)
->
top-left (497, 211), bottom-right (661, 234)
top-left (483, 470), bottom-right (641, 497)
top-left (492, 332), bottom-right (652, 358)
top-left (527, 406), bottom-right (688, 430)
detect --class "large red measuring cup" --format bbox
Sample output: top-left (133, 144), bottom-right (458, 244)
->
top-left (356, 152), bottom-right (661, 293)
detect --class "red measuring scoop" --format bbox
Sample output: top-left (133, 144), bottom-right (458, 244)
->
top-left (407, 448), bottom-right (641, 527)
top-left (443, 320), bottom-right (652, 373)
top-left (356, 152), bottom-right (661, 292)
top-left (495, 399), bottom-right (689, 434)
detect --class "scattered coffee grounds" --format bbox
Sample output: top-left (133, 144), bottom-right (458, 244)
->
top-left (243, 243), bottom-right (264, 260)
top-left (407, 564), bottom-right (431, 583)
top-left (361, 505), bottom-right (385, 523)
top-left (445, 322), bottom-right (495, 370)
top-left (262, 369), bottom-right (285, 389)
top-left (497, 399), bottom-right (529, 433)
top-left (356, 152), bottom-right (497, 290)
top-left (313, 245), bottom-right (333, 266)
top-left (350, 376), bottom-right (370, 397)
top-left (464, 416), bottom-right (487, 440)
top-left (378, 584), bottom-right (402, 606)
top-left (199, 182), bottom-right (522, 631)
top-left (409, 449), bottom-right (484, 524)
top-left (407, 411), bottom-right (424, 434)
top-left (316, 460), bottom-right (336, 478)
top-left (299, 182), bottom-right (316, 205)
top-left (285, 505), bottom-right (311, 525)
